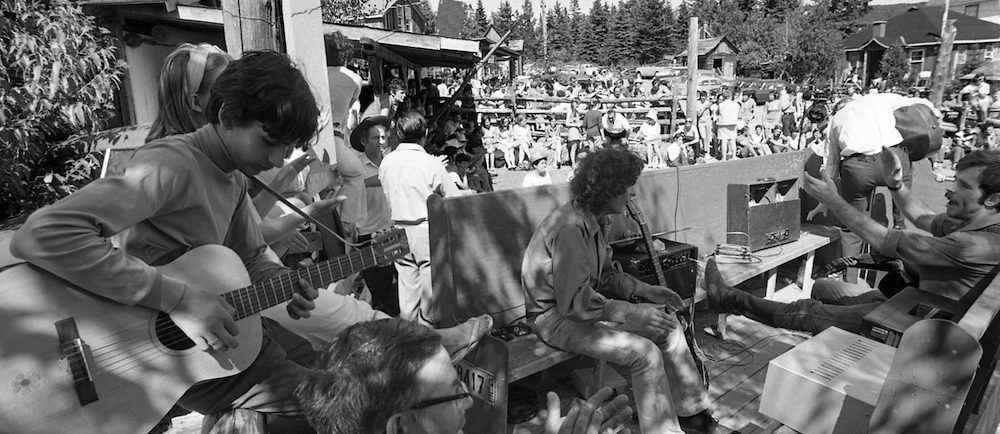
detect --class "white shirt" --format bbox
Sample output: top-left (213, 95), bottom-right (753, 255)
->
top-left (638, 122), bottom-right (662, 145)
top-left (521, 171), bottom-right (553, 187)
top-left (379, 143), bottom-right (461, 223)
top-left (355, 151), bottom-right (391, 235)
top-left (717, 99), bottom-right (740, 126)
top-left (828, 93), bottom-right (935, 157)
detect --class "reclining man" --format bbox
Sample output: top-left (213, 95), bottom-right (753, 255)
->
top-left (296, 318), bottom-right (633, 434)
top-left (521, 149), bottom-right (726, 434)
top-left (707, 148), bottom-right (1000, 334)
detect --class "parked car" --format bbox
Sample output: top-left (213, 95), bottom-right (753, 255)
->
top-left (636, 61), bottom-right (680, 79)
top-left (734, 78), bottom-right (791, 104)
top-left (658, 70), bottom-right (725, 95)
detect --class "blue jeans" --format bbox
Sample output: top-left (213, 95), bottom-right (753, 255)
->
top-left (773, 278), bottom-right (887, 334)
top-left (838, 148), bottom-right (914, 259)
top-left (534, 309), bottom-right (710, 434)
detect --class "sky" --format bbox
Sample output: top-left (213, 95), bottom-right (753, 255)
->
top-left (438, 0), bottom-right (916, 18)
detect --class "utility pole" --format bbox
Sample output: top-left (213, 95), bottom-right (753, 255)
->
top-left (686, 17), bottom-right (698, 129)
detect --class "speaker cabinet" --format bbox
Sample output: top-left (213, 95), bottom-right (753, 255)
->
top-left (727, 178), bottom-right (801, 252)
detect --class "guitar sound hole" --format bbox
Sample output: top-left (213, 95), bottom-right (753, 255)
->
top-left (154, 312), bottom-right (196, 350)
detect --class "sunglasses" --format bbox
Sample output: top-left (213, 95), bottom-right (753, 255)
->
top-left (408, 382), bottom-right (470, 410)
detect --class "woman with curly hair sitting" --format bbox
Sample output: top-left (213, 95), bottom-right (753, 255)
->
top-left (520, 149), bottom-right (726, 434)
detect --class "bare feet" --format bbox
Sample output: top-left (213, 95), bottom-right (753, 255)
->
top-left (438, 314), bottom-right (494, 362)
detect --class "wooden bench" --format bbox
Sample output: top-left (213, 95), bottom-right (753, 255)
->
top-left (428, 151), bottom-right (811, 430)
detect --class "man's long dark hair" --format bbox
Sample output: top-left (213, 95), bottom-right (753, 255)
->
top-left (570, 149), bottom-right (644, 215)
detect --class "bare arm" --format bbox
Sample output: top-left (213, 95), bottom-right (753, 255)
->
top-left (879, 147), bottom-right (938, 231)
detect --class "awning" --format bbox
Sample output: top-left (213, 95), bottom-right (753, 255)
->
top-left (325, 23), bottom-right (480, 68)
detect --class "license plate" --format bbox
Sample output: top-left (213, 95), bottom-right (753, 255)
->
top-left (455, 360), bottom-right (497, 406)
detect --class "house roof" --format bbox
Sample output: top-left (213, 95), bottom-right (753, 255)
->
top-left (436, 0), bottom-right (466, 39)
top-left (844, 6), bottom-right (1000, 51)
top-left (325, 22), bottom-right (481, 67)
top-left (676, 37), bottom-right (737, 57)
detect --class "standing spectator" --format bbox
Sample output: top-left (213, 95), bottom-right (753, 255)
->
top-left (350, 115), bottom-right (399, 316)
top-left (740, 91), bottom-right (757, 128)
top-left (696, 92), bottom-right (715, 158)
top-left (763, 92), bottom-right (782, 131)
top-left (717, 91), bottom-right (741, 160)
top-left (379, 112), bottom-right (469, 325)
top-left (582, 97), bottom-right (604, 143)
top-left (363, 78), bottom-right (407, 120)
top-left (779, 86), bottom-right (797, 137)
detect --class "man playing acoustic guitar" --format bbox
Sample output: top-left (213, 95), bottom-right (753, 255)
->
top-left (10, 51), bottom-right (323, 433)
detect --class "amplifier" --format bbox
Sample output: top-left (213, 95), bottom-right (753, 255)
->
top-left (860, 286), bottom-right (968, 347)
top-left (612, 238), bottom-right (698, 299)
top-left (727, 178), bottom-right (801, 252)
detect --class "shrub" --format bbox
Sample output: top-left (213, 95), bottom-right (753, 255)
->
top-left (0, 0), bottom-right (126, 220)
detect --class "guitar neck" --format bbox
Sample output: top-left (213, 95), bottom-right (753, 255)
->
top-left (626, 200), bottom-right (667, 286)
top-left (223, 247), bottom-right (376, 320)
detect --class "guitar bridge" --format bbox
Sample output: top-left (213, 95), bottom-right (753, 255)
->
top-left (55, 318), bottom-right (98, 406)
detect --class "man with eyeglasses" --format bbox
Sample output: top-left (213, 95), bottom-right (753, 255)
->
top-left (296, 318), bottom-right (632, 434)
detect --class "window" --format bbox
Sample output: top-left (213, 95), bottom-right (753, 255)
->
top-left (909, 50), bottom-right (924, 63)
top-left (986, 44), bottom-right (996, 60)
top-left (965, 4), bottom-right (979, 17)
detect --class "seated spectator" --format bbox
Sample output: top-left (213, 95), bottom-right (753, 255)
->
top-left (498, 117), bottom-right (516, 170)
top-left (511, 114), bottom-right (534, 167)
top-left (521, 155), bottom-right (554, 187)
top-left (767, 125), bottom-right (792, 153)
top-left (637, 109), bottom-right (664, 168)
top-left (481, 116), bottom-right (500, 172)
top-left (447, 152), bottom-right (473, 191)
top-left (295, 319), bottom-right (632, 434)
top-left (954, 124), bottom-right (978, 164)
top-left (735, 126), bottom-right (757, 158)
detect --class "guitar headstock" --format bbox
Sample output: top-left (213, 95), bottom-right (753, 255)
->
top-left (370, 228), bottom-right (410, 266)
top-left (625, 198), bottom-right (646, 223)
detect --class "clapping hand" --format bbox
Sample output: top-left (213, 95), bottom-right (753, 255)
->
top-left (545, 387), bottom-right (632, 434)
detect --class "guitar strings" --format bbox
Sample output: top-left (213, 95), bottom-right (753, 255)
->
top-left (73, 244), bottom-right (391, 379)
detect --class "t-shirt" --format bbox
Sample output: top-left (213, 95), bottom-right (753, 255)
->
top-left (717, 99), bottom-right (741, 126)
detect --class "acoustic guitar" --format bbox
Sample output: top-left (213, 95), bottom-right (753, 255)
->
top-left (0, 229), bottom-right (408, 434)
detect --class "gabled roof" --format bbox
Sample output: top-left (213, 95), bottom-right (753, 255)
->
top-left (676, 37), bottom-right (737, 57)
top-left (844, 6), bottom-right (1000, 50)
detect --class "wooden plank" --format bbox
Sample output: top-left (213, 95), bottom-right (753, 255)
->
top-left (711, 232), bottom-right (831, 288)
top-left (507, 335), bottom-right (577, 382)
top-left (958, 272), bottom-right (1000, 340)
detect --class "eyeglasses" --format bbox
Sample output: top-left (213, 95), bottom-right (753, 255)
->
top-left (408, 381), bottom-right (470, 410)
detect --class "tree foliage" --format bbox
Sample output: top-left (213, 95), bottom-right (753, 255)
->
top-left (879, 39), bottom-right (909, 88)
top-left (0, 0), bottom-right (126, 219)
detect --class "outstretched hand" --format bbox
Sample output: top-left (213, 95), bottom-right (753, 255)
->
top-left (545, 387), bottom-right (632, 434)
top-left (802, 170), bottom-right (840, 206)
